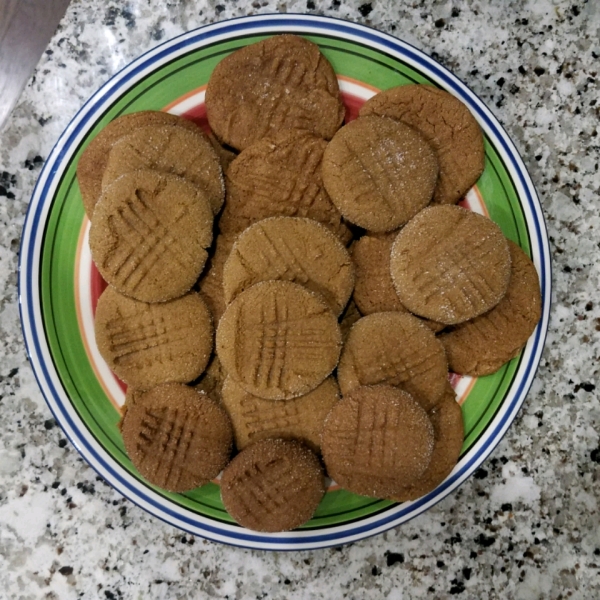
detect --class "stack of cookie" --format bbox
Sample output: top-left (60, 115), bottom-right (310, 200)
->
top-left (79, 111), bottom-right (235, 495)
top-left (78, 33), bottom-right (542, 533)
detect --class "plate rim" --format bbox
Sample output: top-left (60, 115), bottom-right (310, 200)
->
top-left (18, 13), bottom-right (552, 551)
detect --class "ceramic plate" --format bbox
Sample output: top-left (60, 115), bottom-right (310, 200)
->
top-left (19, 14), bottom-right (551, 550)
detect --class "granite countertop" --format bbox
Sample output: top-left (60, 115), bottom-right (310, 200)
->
top-left (1, 0), bottom-right (599, 598)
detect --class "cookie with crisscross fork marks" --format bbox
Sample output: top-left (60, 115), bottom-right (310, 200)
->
top-left (389, 382), bottom-right (464, 502)
top-left (121, 383), bottom-right (233, 492)
top-left (206, 35), bottom-right (344, 151)
top-left (223, 217), bottom-right (354, 315)
top-left (95, 287), bottom-right (213, 388)
top-left (102, 125), bottom-right (224, 214)
top-left (439, 240), bottom-right (541, 375)
top-left (89, 170), bottom-right (213, 303)
top-left (221, 376), bottom-right (340, 453)
top-left (220, 438), bottom-right (325, 532)
top-left (391, 205), bottom-right (511, 324)
top-left (321, 385), bottom-right (435, 498)
top-left (337, 312), bottom-right (448, 411)
top-left (322, 116), bottom-right (439, 232)
top-left (218, 129), bottom-right (351, 244)
top-left (216, 281), bottom-right (342, 400)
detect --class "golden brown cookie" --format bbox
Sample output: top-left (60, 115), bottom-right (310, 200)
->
top-left (77, 111), bottom-right (201, 218)
top-left (121, 383), bottom-right (232, 492)
top-left (439, 240), bottom-right (541, 376)
top-left (206, 34), bottom-right (344, 151)
top-left (216, 281), bottom-right (342, 401)
top-left (89, 170), bottom-right (213, 303)
top-left (321, 116), bottom-right (439, 232)
top-left (94, 287), bottom-right (213, 389)
top-left (193, 354), bottom-right (227, 404)
top-left (220, 438), bottom-right (325, 532)
top-left (390, 205), bottom-right (511, 325)
top-left (337, 312), bottom-right (448, 411)
top-left (321, 385), bottom-right (435, 498)
top-left (223, 217), bottom-right (354, 315)
top-left (351, 232), bottom-right (407, 315)
top-left (360, 84), bottom-right (485, 205)
top-left (102, 125), bottom-right (224, 214)
top-left (196, 233), bottom-right (238, 326)
top-left (218, 129), bottom-right (351, 244)
top-left (389, 382), bottom-right (464, 502)
top-left (221, 376), bottom-right (340, 453)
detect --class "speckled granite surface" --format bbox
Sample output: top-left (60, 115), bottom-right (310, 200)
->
top-left (1, 0), bottom-right (599, 598)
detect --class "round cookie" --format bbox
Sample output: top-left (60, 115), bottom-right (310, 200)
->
top-left (216, 281), bottom-right (342, 401)
top-left (321, 385), bottom-right (435, 498)
top-left (360, 84), bottom-right (485, 205)
top-left (89, 170), bottom-right (213, 303)
top-left (337, 312), bottom-right (448, 411)
top-left (223, 217), bottom-right (354, 315)
top-left (95, 287), bottom-right (213, 389)
top-left (102, 125), bottom-right (224, 214)
top-left (77, 111), bottom-right (202, 218)
top-left (221, 376), bottom-right (340, 453)
top-left (196, 233), bottom-right (238, 326)
top-left (390, 205), bottom-right (511, 325)
top-left (206, 34), bottom-right (344, 151)
top-left (220, 438), bottom-right (325, 532)
top-left (439, 240), bottom-right (542, 376)
top-left (322, 116), bottom-right (439, 232)
top-left (121, 383), bottom-right (233, 492)
top-left (351, 232), bottom-right (407, 315)
top-left (389, 383), bottom-right (464, 502)
top-left (219, 129), bottom-right (351, 245)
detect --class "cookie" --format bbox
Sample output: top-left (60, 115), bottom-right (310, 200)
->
top-left (337, 312), bottom-right (448, 411)
top-left (220, 438), bottom-right (325, 532)
top-left (360, 84), bottom-right (485, 205)
top-left (321, 385), bottom-right (435, 498)
top-left (389, 382), bottom-right (464, 502)
top-left (193, 354), bottom-right (227, 404)
top-left (196, 233), bottom-right (238, 326)
top-left (390, 205), bottom-right (511, 325)
top-left (102, 125), bottom-right (224, 214)
top-left (206, 34), bottom-right (344, 151)
top-left (321, 116), bottom-right (439, 232)
top-left (439, 240), bottom-right (541, 376)
top-left (77, 110), bottom-right (201, 218)
top-left (94, 287), bottom-right (213, 389)
top-left (121, 383), bottom-right (232, 492)
top-left (351, 232), bottom-right (407, 315)
top-left (89, 170), bottom-right (213, 303)
top-left (216, 281), bottom-right (342, 401)
top-left (218, 129), bottom-right (351, 244)
top-left (222, 217), bottom-right (354, 315)
top-left (221, 376), bottom-right (340, 453)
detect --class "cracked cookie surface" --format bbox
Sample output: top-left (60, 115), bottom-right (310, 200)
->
top-left (322, 116), bottom-right (438, 232)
